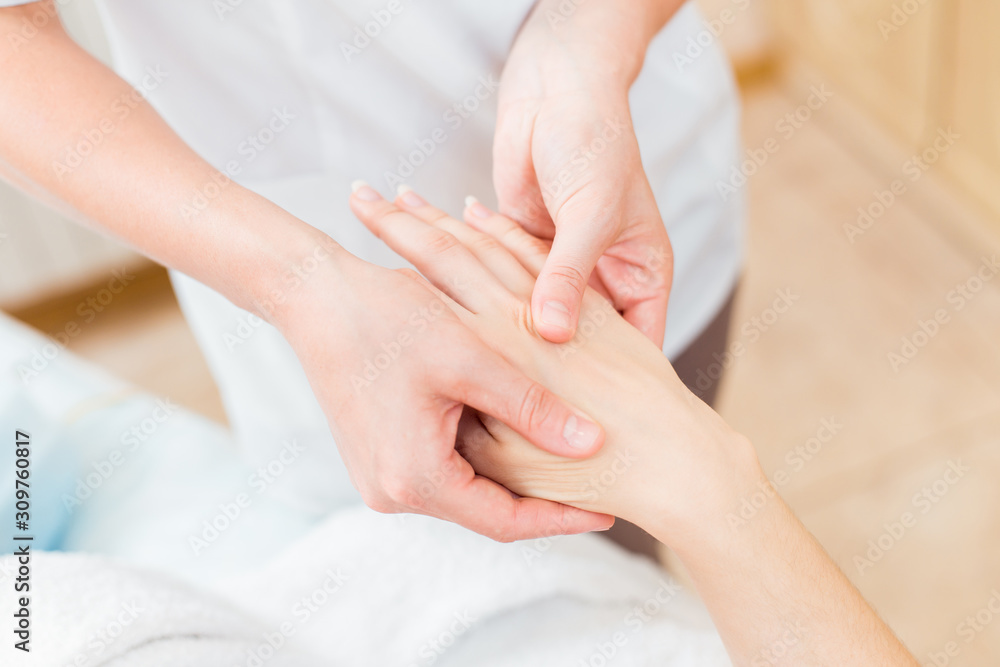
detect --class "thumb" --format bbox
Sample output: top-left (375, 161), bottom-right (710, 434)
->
top-left (532, 227), bottom-right (608, 343)
top-left (457, 347), bottom-right (605, 459)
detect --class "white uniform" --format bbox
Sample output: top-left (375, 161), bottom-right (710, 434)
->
top-left (7, 0), bottom-right (744, 513)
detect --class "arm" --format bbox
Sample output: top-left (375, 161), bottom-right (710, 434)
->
top-left (494, 0), bottom-right (685, 344)
top-left (657, 481), bottom-right (914, 665)
top-left (0, 2), bottom-right (613, 541)
top-left (0, 2), bottom-right (323, 317)
top-left (347, 188), bottom-right (918, 666)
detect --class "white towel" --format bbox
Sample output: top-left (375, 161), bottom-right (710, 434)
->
top-left (0, 552), bottom-right (326, 666)
top-left (0, 514), bottom-right (729, 666)
top-left (0, 311), bottom-right (730, 665)
top-left (214, 507), bottom-right (731, 666)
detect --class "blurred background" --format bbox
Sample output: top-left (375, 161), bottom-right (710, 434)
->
top-left (2, 2), bottom-right (998, 664)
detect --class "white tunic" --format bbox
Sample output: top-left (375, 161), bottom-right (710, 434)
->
top-left (8, 0), bottom-right (745, 512)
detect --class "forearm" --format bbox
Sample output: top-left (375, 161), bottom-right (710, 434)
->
top-left (642, 462), bottom-right (917, 666)
top-left (0, 3), bottom-right (347, 323)
top-left (517, 0), bottom-right (685, 89)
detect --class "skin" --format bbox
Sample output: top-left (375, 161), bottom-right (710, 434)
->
top-left (0, 1), bottom-right (613, 541)
top-left (495, 0), bottom-right (685, 344)
top-left (348, 188), bottom-right (919, 667)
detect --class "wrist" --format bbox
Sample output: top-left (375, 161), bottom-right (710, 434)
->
top-left (515, 0), bottom-right (676, 90)
top-left (629, 429), bottom-right (768, 549)
top-left (234, 202), bottom-right (354, 331)
top-left (506, 30), bottom-right (633, 102)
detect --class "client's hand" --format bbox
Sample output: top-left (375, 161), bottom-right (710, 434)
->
top-left (350, 187), bottom-right (759, 539)
top-left (349, 188), bottom-right (919, 666)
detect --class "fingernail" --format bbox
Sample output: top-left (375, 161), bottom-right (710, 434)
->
top-left (563, 413), bottom-right (601, 451)
top-left (352, 180), bottom-right (382, 201)
top-left (397, 184), bottom-right (426, 207)
top-left (465, 195), bottom-right (491, 219)
top-left (540, 300), bottom-right (571, 330)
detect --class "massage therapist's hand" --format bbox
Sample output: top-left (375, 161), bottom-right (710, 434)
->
top-left (348, 187), bottom-right (757, 539)
top-left (270, 183), bottom-right (614, 542)
top-left (493, 0), bottom-right (685, 344)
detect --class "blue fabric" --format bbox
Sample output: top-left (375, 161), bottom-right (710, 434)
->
top-left (0, 380), bottom-right (79, 554)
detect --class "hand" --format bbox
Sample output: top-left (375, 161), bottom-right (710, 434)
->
top-left (493, 11), bottom-right (673, 345)
top-left (344, 190), bottom-right (920, 667)
top-left (406, 198), bottom-right (918, 667)
top-left (271, 183), bottom-right (614, 542)
top-left (351, 187), bottom-right (758, 539)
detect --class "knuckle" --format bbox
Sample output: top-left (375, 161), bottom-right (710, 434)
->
top-left (381, 476), bottom-right (428, 510)
top-left (510, 300), bottom-right (534, 334)
top-left (369, 207), bottom-right (406, 234)
top-left (425, 230), bottom-right (464, 256)
top-left (360, 489), bottom-right (396, 515)
top-left (501, 226), bottom-right (550, 261)
top-left (546, 264), bottom-right (589, 293)
top-left (508, 229), bottom-right (540, 248)
top-left (500, 225), bottom-right (526, 246)
top-left (469, 234), bottom-right (501, 255)
top-left (394, 267), bottom-right (422, 282)
top-left (524, 236), bottom-right (551, 257)
top-left (500, 223), bottom-right (536, 248)
top-left (481, 520), bottom-right (517, 543)
top-left (421, 209), bottom-right (450, 224)
top-left (491, 529), bottom-right (516, 544)
top-left (515, 382), bottom-right (557, 434)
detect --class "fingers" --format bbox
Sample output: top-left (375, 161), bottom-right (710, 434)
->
top-left (349, 182), bottom-right (513, 314)
top-left (620, 290), bottom-right (668, 346)
top-left (593, 247), bottom-right (672, 346)
top-left (464, 200), bottom-right (618, 302)
top-left (430, 450), bottom-right (614, 542)
top-left (394, 266), bottom-right (469, 318)
top-left (492, 103), bottom-right (557, 240)
top-left (463, 199), bottom-right (550, 277)
top-left (531, 226), bottom-right (610, 343)
top-left (393, 186), bottom-right (535, 298)
top-left (469, 192), bottom-right (610, 343)
top-left (369, 415), bottom-right (612, 541)
top-left (452, 341), bottom-right (604, 459)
